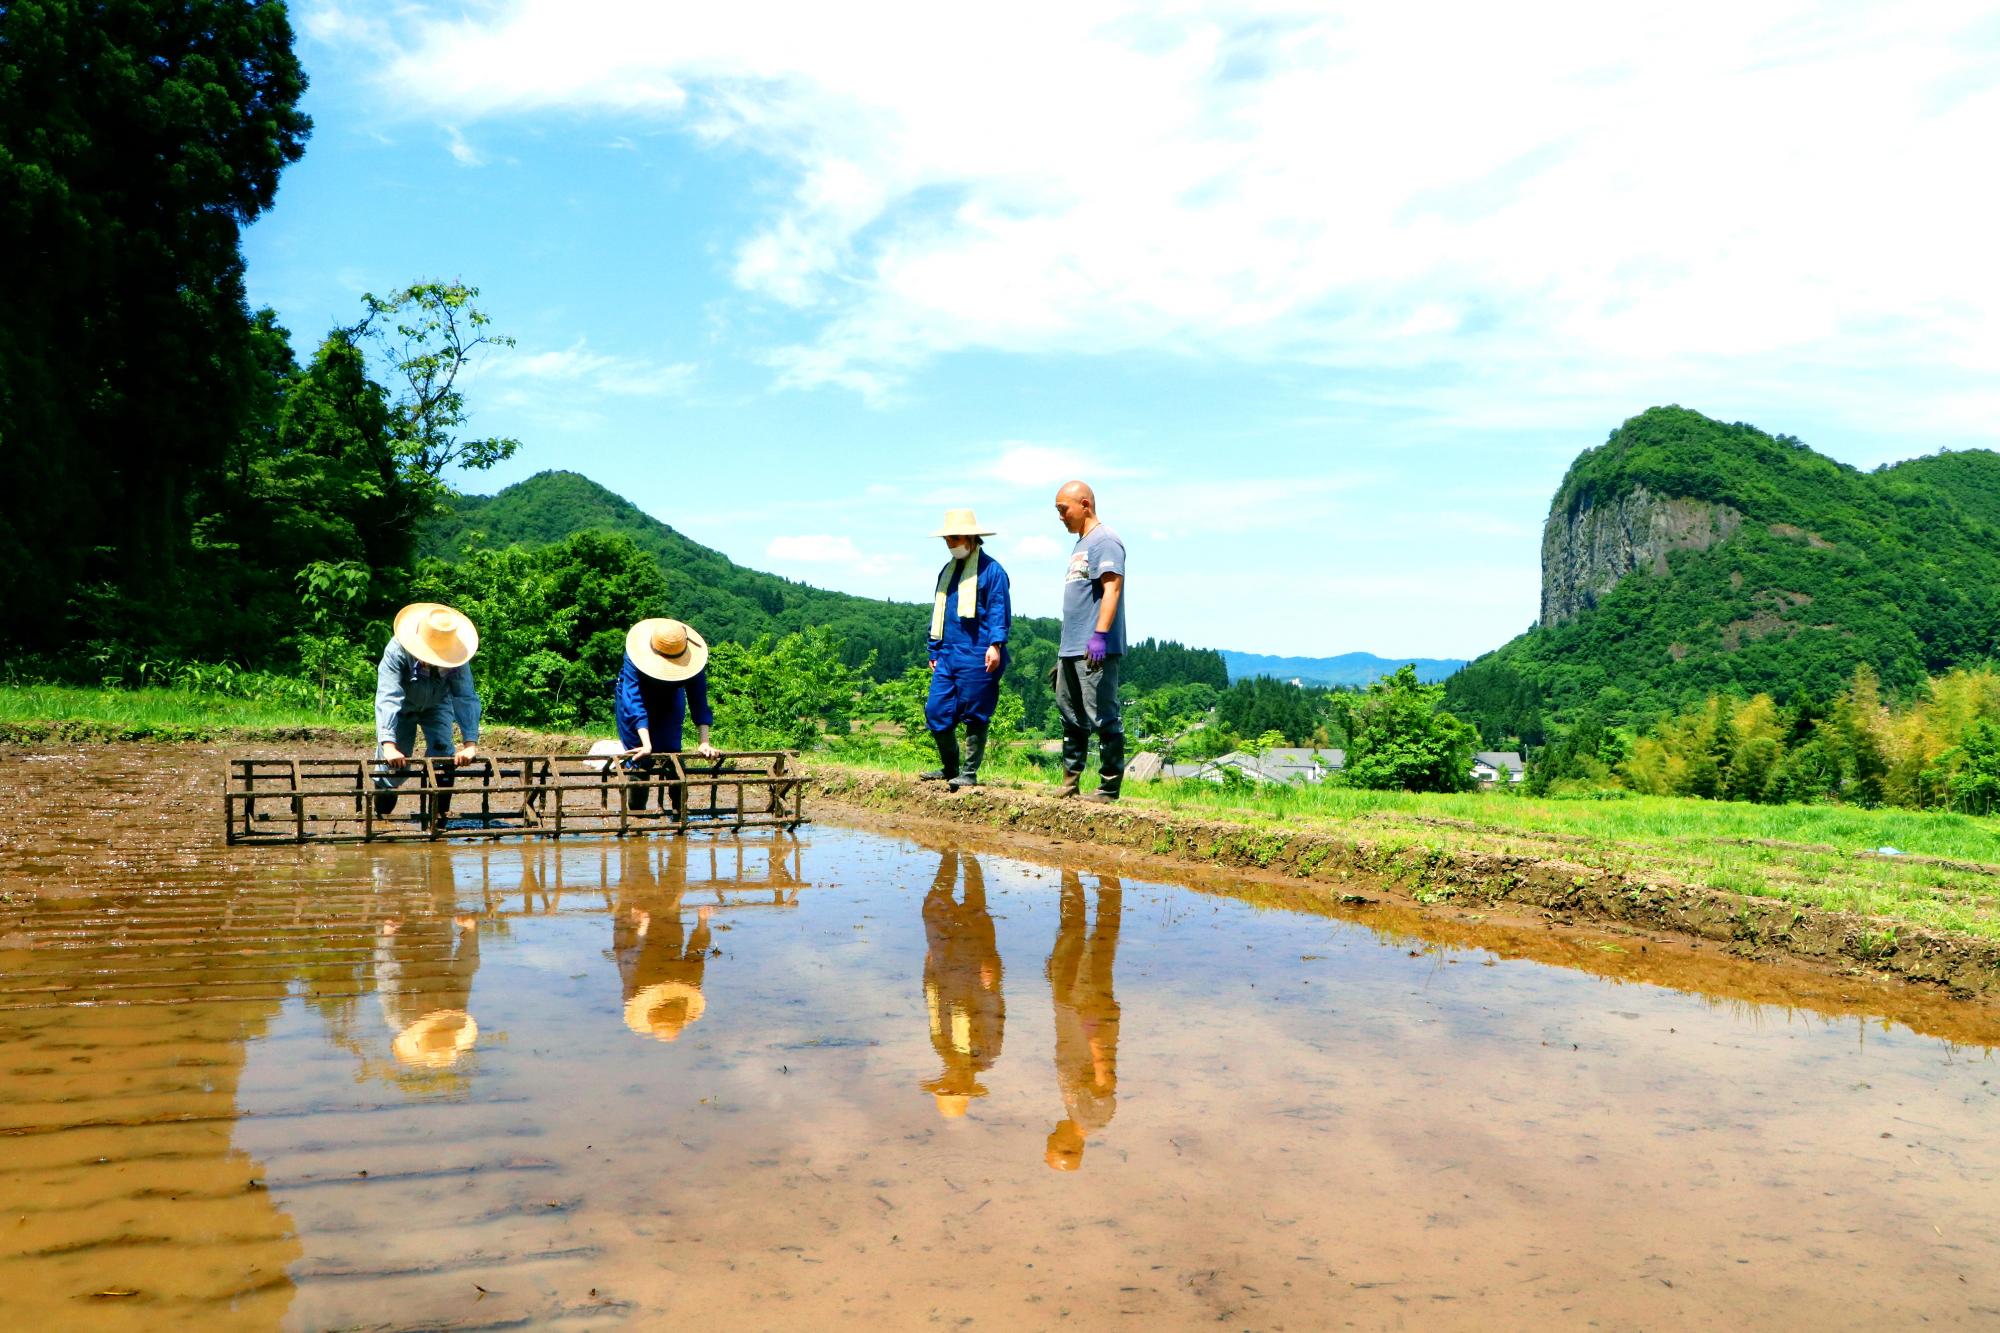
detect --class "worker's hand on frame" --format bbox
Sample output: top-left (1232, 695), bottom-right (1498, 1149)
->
top-left (1086, 631), bottom-right (1108, 666)
top-left (381, 743), bottom-right (408, 769)
top-left (984, 645), bottom-right (1002, 673)
top-left (454, 745), bottom-right (478, 765)
top-left (626, 742), bottom-right (653, 761)
top-left (696, 741), bottom-right (720, 760)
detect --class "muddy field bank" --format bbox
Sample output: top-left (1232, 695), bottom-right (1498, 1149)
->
top-left (811, 767), bottom-right (2000, 998)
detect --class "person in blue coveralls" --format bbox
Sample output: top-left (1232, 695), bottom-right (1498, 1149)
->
top-left (615, 617), bottom-right (719, 815)
top-left (919, 508), bottom-right (1011, 791)
top-left (373, 603), bottom-right (483, 820)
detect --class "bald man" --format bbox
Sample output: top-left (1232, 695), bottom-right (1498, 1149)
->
top-left (1053, 481), bottom-right (1127, 801)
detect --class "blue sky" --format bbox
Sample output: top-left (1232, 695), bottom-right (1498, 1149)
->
top-left (245, 1), bottom-right (2000, 660)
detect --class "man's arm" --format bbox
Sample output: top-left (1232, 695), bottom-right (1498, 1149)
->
top-left (449, 664), bottom-right (481, 759)
top-left (981, 560), bottom-right (1011, 672)
top-left (375, 643), bottom-right (406, 750)
top-left (1094, 572), bottom-right (1123, 633)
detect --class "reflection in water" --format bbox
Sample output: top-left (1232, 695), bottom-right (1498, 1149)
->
top-left (1046, 869), bottom-right (1122, 1170)
top-left (374, 852), bottom-right (482, 1069)
top-left (610, 841), bottom-right (714, 1042)
top-left (921, 849), bottom-right (1006, 1117)
top-left (8, 746), bottom-right (2000, 1329)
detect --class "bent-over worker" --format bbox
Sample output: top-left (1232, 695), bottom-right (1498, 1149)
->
top-left (373, 603), bottom-right (482, 820)
top-left (616, 617), bottom-right (718, 814)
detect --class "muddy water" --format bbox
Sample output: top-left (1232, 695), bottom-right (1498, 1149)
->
top-left (2, 750), bottom-right (1999, 1329)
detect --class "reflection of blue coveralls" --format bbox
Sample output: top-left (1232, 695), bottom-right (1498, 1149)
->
top-left (373, 640), bottom-right (481, 812)
top-left (614, 656), bottom-right (714, 812)
top-left (925, 552), bottom-right (1011, 732)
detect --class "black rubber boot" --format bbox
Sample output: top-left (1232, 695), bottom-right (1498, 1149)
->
top-left (373, 785), bottom-right (398, 818)
top-left (948, 722), bottom-right (988, 791)
top-left (919, 728), bottom-right (959, 782)
top-left (1058, 770), bottom-right (1082, 799)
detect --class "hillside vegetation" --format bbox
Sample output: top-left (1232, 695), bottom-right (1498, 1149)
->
top-left (1450, 407), bottom-right (2000, 744)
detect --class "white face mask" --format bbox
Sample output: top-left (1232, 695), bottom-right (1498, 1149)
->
top-left (947, 542), bottom-right (973, 560)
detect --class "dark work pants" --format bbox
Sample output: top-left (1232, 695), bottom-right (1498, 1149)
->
top-left (1056, 655), bottom-right (1123, 782)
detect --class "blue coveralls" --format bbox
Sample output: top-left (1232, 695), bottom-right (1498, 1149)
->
top-left (613, 655), bottom-right (713, 753)
top-left (925, 552), bottom-right (1011, 732)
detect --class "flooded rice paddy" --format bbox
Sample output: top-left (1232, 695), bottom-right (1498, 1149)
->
top-left (2, 749), bottom-right (1999, 1329)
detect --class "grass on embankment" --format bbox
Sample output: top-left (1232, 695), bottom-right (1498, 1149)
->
top-left (822, 748), bottom-right (2000, 941)
top-left (0, 684), bottom-right (359, 741)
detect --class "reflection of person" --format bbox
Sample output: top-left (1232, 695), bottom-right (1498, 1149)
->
top-left (373, 602), bottom-right (483, 819)
top-left (921, 849), bottom-right (1006, 1117)
top-left (375, 859), bottom-right (481, 1068)
top-left (1046, 870), bottom-right (1122, 1170)
top-left (616, 618), bottom-right (718, 815)
top-left (609, 843), bottom-right (713, 1042)
top-left (919, 508), bottom-right (1011, 792)
top-left (1052, 481), bottom-right (1126, 802)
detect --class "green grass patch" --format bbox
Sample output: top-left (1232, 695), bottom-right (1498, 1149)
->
top-left (819, 749), bottom-right (2000, 940)
top-left (0, 684), bottom-right (356, 739)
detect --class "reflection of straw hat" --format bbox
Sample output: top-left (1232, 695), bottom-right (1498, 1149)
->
top-left (624, 981), bottom-right (707, 1040)
top-left (930, 508), bottom-right (996, 538)
top-left (394, 604), bottom-right (480, 668)
top-left (1045, 1120), bottom-right (1085, 1171)
top-left (932, 1093), bottom-right (971, 1119)
top-left (625, 618), bottom-right (709, 682)
top-left (391, 1009), bottom-right (479, 1068)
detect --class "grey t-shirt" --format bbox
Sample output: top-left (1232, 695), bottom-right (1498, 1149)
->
top-left (1059, 523), bottom-right (1127, 656)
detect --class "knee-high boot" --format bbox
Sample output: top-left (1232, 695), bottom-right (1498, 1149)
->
top-left (949, 722), bottom-right (988, 790)
top-left (920, 728), bottom-right (960, 782)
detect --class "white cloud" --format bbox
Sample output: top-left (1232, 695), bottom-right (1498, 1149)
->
top-left (980, 443), bottom-right (1100, 489)
top-left (444, 125), bottom-right (485, 166)
top-left (764, 534), bottom-right (910, 578)
top-left (765, 534), bottom-right (862, 564)
top-left (324, 0), bottom-right (2000, 437)
top-left (490, 339), bottom-right (695, 397)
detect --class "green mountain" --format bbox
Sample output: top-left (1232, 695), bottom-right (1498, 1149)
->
top-left (420, 470), bottom-right (1005, 680)
top-left (1447, 406), bottom-right (2000, 743)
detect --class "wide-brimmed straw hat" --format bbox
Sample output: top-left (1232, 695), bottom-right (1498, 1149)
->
top-left (624, 981), bottom-right (707, 1041)
top-left (394, 603), bottom-right (480, 668)
top-left (931, 508), bottom-right (996, 538)
top-left (391, 1008), bottom-right (479, 1068)
top-left (626, 618), bottom-right (709, 682)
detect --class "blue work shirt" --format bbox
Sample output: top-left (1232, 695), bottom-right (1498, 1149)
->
top-left (374, 640), bottom-right (481, 745)
top-left (614, 655), bottom-right (714, 751)
top-left (928, 552), bottom-right (1012, 661)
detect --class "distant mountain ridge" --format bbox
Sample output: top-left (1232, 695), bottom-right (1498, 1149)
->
top-left (1222, 650), bottom-right (1466, 686)
top-left (1447, 406), bottom-right (2000, 743)
top-left (425, 471), bottom-right (1430, 693)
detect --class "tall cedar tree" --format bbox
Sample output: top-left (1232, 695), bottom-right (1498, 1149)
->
top-left (0, 0), bottom-right (309, 647)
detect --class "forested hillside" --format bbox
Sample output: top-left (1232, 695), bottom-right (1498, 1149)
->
top-left (422, 470), bottom-right (970, 681)
top-left (1449, 407), bottom-right (2000, 745)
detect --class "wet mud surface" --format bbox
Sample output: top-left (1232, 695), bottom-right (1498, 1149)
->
top-left (3, 746), bottom-right (1999, 1329)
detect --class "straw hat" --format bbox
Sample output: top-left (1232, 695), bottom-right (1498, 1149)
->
top-left (626, 618), bottom-right (709, 682)
top-left (391, 1009), bottom-right (479, 1068)
top-left (931, 508), bottom-right (996, 538)
top-left (394, 603), bottom-right (479, 669)
top-left (624, 981), bottom-right (707, 1041)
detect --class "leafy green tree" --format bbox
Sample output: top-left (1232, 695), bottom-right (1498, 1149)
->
top-left (1343, 665), bottom-right (1478, 793)
top-left (358, 281), bottom-right (520, 511)
top-left (0, 0), bottom-right (310, 648)
top-left (292, 560), bottom-right (371, 711)
top-left (708, 628), bottom-right (869, 750)
top-left (1942, 721), bottom-right (2000, 815)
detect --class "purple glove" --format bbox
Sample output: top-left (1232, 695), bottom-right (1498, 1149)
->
top-left (1086, 631), bottom-right (1108, 666)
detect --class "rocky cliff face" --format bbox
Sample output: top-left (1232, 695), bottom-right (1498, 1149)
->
top-left (1540, 484), bottom-right (1743, 627)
